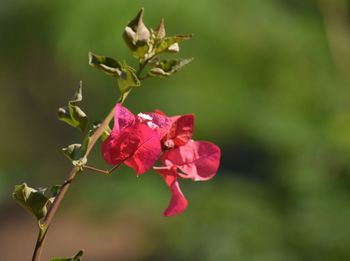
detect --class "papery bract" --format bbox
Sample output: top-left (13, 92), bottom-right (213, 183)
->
top-left (154, 167), bottom-right (188, 216)
top-left (102, 104), bottom-right (161, 175)
top-left (163, 114), bottom-right (194, 148)
top-left (113, 103), bottom-right (135, 134)
top-left (154, 140), bottom-right (220, 216)
top-left (123, 123), bottom-right (161, 174)
top-left (137, 111), bottom-right (172, 138)
top-left (161, 140), bottom-right (220, 181)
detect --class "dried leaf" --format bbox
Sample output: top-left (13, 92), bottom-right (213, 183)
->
top-left (88, 52), bottom-right (122, 77)
top-left (123, 8), bottom-right (151, 59)
top-left (57, 82), bottom-right (88, 132)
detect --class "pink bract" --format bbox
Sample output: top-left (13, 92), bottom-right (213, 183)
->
top-left (163, 114), bottom-right (194, 148)
top-left (154, 141), bottom-right (220, 216)
top-left (139, 110), bottom-right (172, 139)
top-left (102, 103), bottom-right (221, 216)
top-left (113, 103), bottom-right (135, 134)
top-left (153, 166), bottom-right (188, 216)
top-left (161, 140), bottom-right (221, 181)
top-left (102, 104), bottom-right (161, 175)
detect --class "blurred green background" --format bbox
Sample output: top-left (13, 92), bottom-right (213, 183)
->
top-left (1, 0), bottom-right (350, 260)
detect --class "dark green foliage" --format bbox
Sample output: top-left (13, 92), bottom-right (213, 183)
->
top-left (62, 133), bottom-right (90, 166)
top-left (13, 183), bottom-right (50, 221)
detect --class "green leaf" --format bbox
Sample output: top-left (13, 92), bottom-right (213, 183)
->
top-left (149, 58), bottom-right (193, 77)
top-left (13, 183), bottom-right (50, 221)
top-left (155, 35), bottom-right (192, 54)
top-left (88, 53), bottom-right (140, 102)
top-left (88, 52), bottom-right (123, 77)
top-left (62, 144), bottom-right (82, 161)
top-left (122, 8), bottom-right (150, 52)
top-left (62, 133), bottom-right (90, 166)
top-left (50, 250), bottom-right (84, 261)
top-left (50, 185), bottom-right (61, 198)
top-left (132, 43), bottom-right (150, 61)
top-left (57, 82), bottom-right (88, 132)
top-left (117, 62), bottom-right (140, 103)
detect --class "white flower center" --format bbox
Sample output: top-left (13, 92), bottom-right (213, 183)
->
top-left (137, 113), bottom-right (159, 130)
top-left (137, 113), bottom-right (153, 121)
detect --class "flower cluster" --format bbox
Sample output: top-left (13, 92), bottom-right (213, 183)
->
top-left (102, 103), bottom-right (220, 216)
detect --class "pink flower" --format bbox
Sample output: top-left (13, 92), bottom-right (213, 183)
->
top-left (102, 103), bottom-right (221, 216)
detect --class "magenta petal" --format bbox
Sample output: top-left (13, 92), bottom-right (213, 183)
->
top-left (102, 126), bottom-right (141, 166)
top-left (164, 181), bottom-right (188, 216)
top-left (101, 134), bottom-right (115, 165)
top-left (113, 103), bottom-right (135, 134)
top-left (123, 123), bottom-right (161, 175)
top-left (161, 141), bottom-right (221, 181)
top-left (102, 105), bottom-right (161, 171)
top-left (154, 167), bottom-right (188, 216)
top-left (163, 114), bottom-right (194, 148)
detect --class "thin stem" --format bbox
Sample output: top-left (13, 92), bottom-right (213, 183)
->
top-left (84, 165), bottom-right (110, 175)
top-left (32, 166), bottom-right (79, 261)
top-left (31, 59), bottom-right (149, 261)
top-left (108, 163), bottom-right (122, 174)
top-left (84, 162), bottom-right (123, 175)
top-left (31, 109), bottom-right (114, 260)
top-left (43, 167), bottom-right (79, 225)
top-left (31, 226), bottom-right (47, 261)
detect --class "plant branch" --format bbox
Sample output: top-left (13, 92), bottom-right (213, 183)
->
top-left (84, 165), bottom-right (110, 174)
top-left (32, 166), bottom-right (80, 261)
top-left (31, 59), bottom-right (149, 261)
top-left (31, 109), bottom-right (115, 261)
top-left (31, 226), bottom-right (47, 261)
